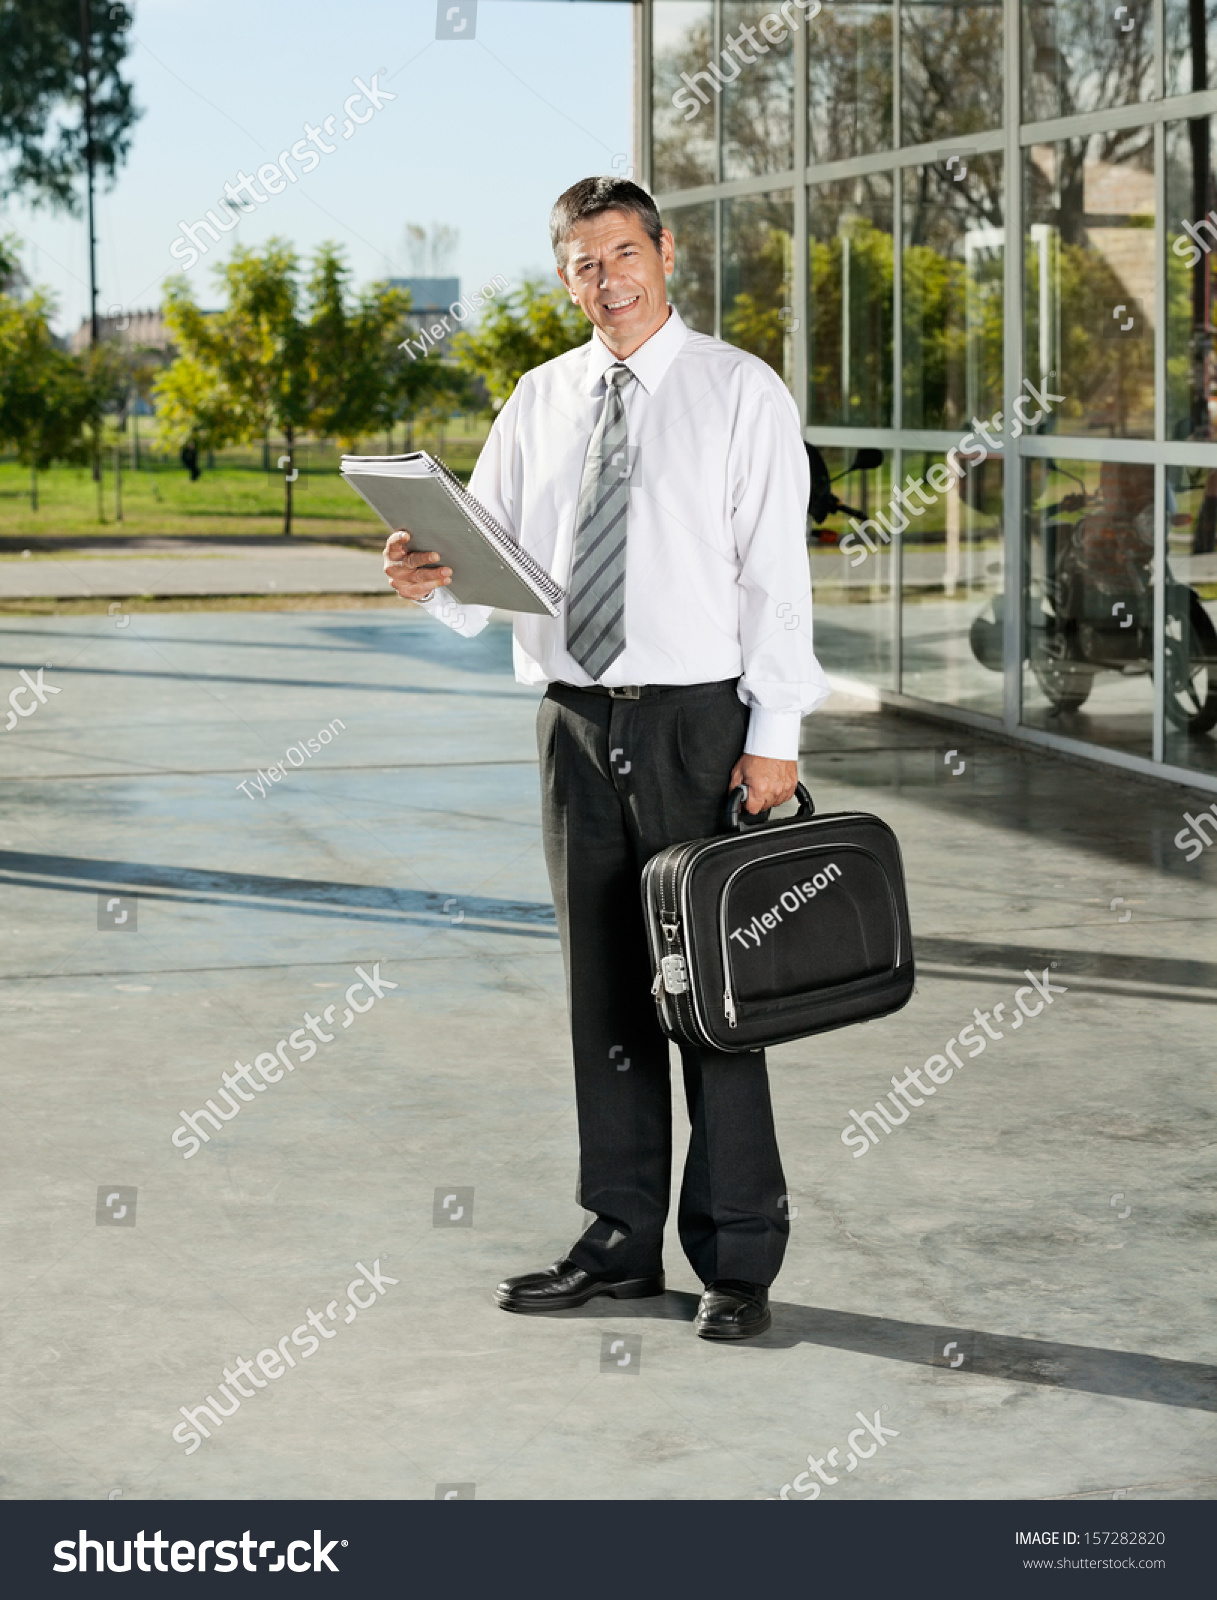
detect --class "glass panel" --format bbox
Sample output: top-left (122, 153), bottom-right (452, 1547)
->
top-left (721, 0), bottom-right (796, 180)
top-left (808, 445), bottom-right (894, 688)
top-left (722, 191), bottom-right (796, 386)
top-left (1166, 0), bottom-right (1217, 98)
top-left (666, 202), bottom-right (716, 334)
top-left (1021, 0), bottom-right (1154, 123)
top-left (1165, 116), bottom-right (1217, 444)
top-left (653, 0), bottom-right (716, 192)
top-left (900, 451), bottom-right (1005, 715)
top-left (1022, 457), bottom-right (1154, 759)
top-left (901, 0), bottom-right (1003, 147)
top-left (808, 174), bottom-right (894, 427)
top-left (1025, 136), bottom-right (1155, 439)
top-left (1165, 471), bottom-right (1217, 773)
top-left (902, 156), bottom-right (1004, 433)
top-left (808, 2), bottom-right (894, 164)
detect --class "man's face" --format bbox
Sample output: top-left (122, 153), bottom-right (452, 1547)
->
top-left (559, 209), bottom-right (675, 358)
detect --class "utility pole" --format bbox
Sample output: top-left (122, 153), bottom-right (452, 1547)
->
top-left (79, 0), bottom-right (99, 348)
top-left (79, 0), bottom-right (103, 499)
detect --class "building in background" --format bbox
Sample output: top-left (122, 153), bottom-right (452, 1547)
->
top-left (68, 309), bottom-right (172, 357)
top-left (635, 0), bottom-right (1217, 790)
top-left (387, 276), bottom-right (462, 333)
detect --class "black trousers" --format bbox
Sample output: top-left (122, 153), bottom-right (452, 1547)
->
top-left (537, 679), bottom-right (789, 1288)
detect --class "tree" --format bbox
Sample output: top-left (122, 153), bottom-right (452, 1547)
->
top-left (156, 239), bottom-right (448, 534)
top-left (450, 280), bottom-right (587, 408)
top-left (0, 1), bottom-right (139, 211)
top-left (306, 243), bottom-right (461, 450)
top-left (0, 288), bottom-right (92, 509)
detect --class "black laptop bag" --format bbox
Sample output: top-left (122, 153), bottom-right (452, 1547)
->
top-left (641, 784), bottom-right (914, 1053)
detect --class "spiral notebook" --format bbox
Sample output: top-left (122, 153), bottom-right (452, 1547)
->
top-left (340, 451), bottom-right (563, 617)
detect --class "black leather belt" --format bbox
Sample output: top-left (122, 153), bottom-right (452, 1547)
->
top-left (551, 679), bottom-right (738, 701)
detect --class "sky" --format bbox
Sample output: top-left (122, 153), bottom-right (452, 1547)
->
top-left (1, 0), bottom-right (634, 335)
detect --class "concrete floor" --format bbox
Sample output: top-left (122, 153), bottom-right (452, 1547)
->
top-left (0, 540), bottom-right (386, 599)
top-left (1, 606), bottom-right (1215, 1501)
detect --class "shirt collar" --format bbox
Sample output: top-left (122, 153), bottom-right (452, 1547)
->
top-left (586, 304), bottom-right (688, 396)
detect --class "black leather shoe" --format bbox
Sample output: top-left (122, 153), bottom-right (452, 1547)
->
top-left (495, 1258), bottom-right (665, 1314)
top-left (694, 1280), bottom-right (771, 1340)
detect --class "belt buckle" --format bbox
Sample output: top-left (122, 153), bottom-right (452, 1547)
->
top-left (607, 685), bottom-right (642, 700)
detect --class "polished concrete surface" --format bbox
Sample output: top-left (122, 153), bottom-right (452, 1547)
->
top-left (1, 608), bottom-right (1215, 1501)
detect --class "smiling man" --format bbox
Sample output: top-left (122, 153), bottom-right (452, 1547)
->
top-left (384, 176), bottom-right (828, 1340)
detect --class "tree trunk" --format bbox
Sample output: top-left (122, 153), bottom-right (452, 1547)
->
top-left (94, 427), bottom-right (105, 523)
top-left (283, 426), bottom-right (294, 536)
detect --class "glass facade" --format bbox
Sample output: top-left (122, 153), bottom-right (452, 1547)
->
top-left (645, 0), bottom-right (1217, 787)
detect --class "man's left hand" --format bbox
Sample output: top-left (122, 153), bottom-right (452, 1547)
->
top-left (729, 754), bottom-right (799, 814)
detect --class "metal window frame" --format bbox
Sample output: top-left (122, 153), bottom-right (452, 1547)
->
top-left (643, 0), bottom-right (1217, 789)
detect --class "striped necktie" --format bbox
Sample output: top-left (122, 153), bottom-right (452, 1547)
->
top-left (566, 361), bottom-right (635, 679)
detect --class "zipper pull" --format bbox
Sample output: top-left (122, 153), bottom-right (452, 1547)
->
top-left (724, 989), bottom-right (737, 1027)
top-left (651, 969), bottom-right (663, 999)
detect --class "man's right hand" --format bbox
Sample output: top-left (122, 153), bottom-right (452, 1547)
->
top-left (383, 530), bottom-right (452, 602)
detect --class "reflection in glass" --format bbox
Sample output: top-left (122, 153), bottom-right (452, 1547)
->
top-left (1021, 0), bottom-right (1153, 123)
top-left (1022, 458), bottom-right (1154, 756)
top-left (666, 203), bottom-right (716, 334)
top-left (807, 445), bottom-right (894, 688)
top-left (721, 1), bottom-right (795, 179)
top-left (1166, 0), bottom-right (1217, 99)
top-left (1165, 116), bottom-right (1217, 445)
top-left (652, 1), bottom-right (716, 192)
top-left (722, 192), bottom-right (795, 385)
top-left (902, 157), bottom-right (1003, 432)
top-left (901, 1), bottom-right (1003, 147)
top-left (808, 175), bottom-right (893, 426)
top-left (898, 449), bottom-right (1004, 716)
top-left (808, 2), bottom-right (893, 164)
top-left (1163, 468), bottom-right (1217, 773)
top-left (1025, 137), bottom-right (1155, 439)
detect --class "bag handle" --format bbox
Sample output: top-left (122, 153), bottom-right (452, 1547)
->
top-left (727, 781), bottom-right (816, 833)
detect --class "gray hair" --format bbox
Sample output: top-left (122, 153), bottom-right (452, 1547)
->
top-left (550, 177), bottom-right (664, 273)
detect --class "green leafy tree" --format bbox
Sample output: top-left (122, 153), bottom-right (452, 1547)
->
top-left (157, 239), bottom-right (444, 533)
top-left (305, 243), bottom-right (460, 449)
top-left (0, 288), bottom-right (91, 508)
top-left (807, 217), bottom-right (894, 427)
top-left (451, 281), bottom-right (587, 408)
top-left (0, 1), bottom-right (139, 210)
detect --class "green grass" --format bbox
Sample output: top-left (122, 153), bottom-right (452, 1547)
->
top-left (0, 423), bottom-right (488, 544)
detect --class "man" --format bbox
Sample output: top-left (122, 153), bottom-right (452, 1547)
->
top-left (384, 176), bottom-right (829, 1340)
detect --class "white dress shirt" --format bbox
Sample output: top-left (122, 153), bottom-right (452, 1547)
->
top-left (418, 304), bottom-right (830, 759)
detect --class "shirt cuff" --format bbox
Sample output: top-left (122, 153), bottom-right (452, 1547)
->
top-left (743, 707), bottom-right (804, 762)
